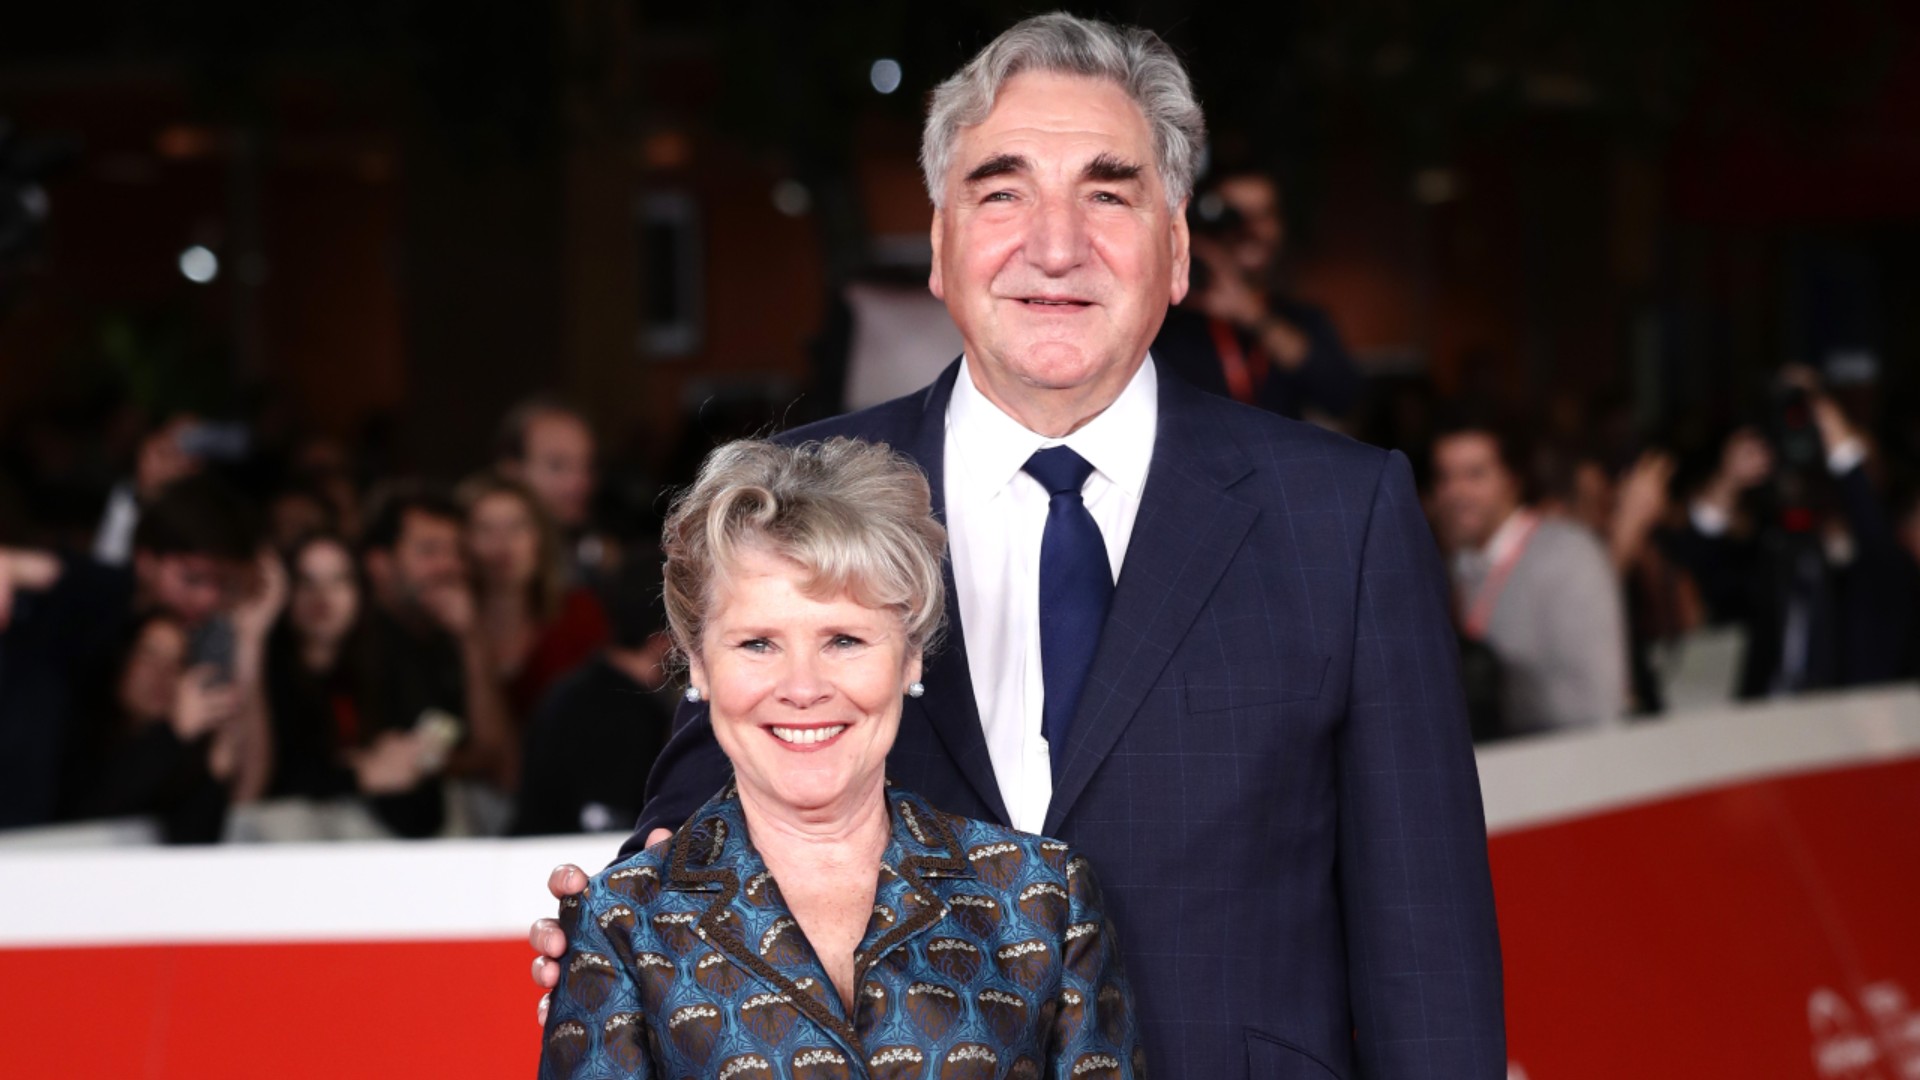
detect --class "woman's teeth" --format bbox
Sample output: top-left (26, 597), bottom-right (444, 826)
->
top-left (770, 725), bottom-right (846, 745)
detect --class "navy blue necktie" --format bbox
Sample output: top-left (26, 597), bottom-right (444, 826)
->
top-left (1022, 446), bottom-right (1113, 778)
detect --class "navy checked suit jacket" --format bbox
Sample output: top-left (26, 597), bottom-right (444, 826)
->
top-left (624, 360), bottom-right (1506, 1078)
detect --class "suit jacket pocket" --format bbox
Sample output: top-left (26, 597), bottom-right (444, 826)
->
top-left (1246, 1028), bottom-right (1343, 1080)
top-left (1183, 655), bottom-right (1330, 713)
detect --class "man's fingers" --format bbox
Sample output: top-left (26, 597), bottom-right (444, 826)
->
top-left (537, 991), bottom-right (550, 1028)
top-left (530, 916), bottom-right (566, 959)
top-left (531, 954), bottom-right (561, 990)
top-left (646, 828), bottom-right (671, 848)
top-left (547, 863), bottom-right (587, 899)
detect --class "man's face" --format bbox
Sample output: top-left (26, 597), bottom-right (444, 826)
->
top-left (515, 413), bottom-right (595, 529)
top-left (136, 552), bottom-right (234, 628)
top-left (1215, 174), bottom-right (1283, 273)
top-left (377, 510), bottom-right (466, 612)
top-left (1432, 432), bottom-right (1523, 552)
top-left (930, 71), bottom-right (1189, 432)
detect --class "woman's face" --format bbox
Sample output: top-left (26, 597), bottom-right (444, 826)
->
top-left (467, 491), bottom-right (540, 591)
top-left (689, 546), bottom-right (920, 821)
top-left (119, 618), bottom-right (187, 722)
top-left (290, 539), bottom-right (361, 647)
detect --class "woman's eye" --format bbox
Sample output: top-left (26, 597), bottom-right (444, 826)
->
top-left (737, 638), bottom-right (772, 653)
top-left (830, 634), bottom-right (866, 649)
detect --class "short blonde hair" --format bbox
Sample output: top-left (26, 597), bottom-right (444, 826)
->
top-left (661, 438), bottom-right (946, 664)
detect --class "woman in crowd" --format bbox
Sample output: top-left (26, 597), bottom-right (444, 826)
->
top-left (265, 532), bottom-right (433, 812)
top-left (458, 473), bottom-right (609, 734)
top-left (537, 438), bottom-right (1141, 1078)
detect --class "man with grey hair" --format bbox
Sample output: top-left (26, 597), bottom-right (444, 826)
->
top-left (533, 13), bottom-right (1504, 1077)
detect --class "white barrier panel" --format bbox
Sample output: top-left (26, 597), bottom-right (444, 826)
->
top-left (1, 684), bottom-right (1916, 1078)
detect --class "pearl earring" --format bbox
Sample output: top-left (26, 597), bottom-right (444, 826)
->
top-left (683, 686), bottom-right (703, 703)
top-left (907, 681), bottom-right (925, 698)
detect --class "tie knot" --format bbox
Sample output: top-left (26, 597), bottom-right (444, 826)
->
top-left (1022, 446), bottom-right (1096, 497)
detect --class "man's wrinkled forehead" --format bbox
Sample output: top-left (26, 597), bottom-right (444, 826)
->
top-left (949, 72), bottom-right (1158, 188)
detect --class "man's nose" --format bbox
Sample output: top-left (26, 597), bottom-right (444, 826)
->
top-left (1024, 192), bottom-right (1089, 276)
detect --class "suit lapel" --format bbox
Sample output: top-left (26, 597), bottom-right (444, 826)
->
top-left (900, 362), bottom-right (1012, 826)
top-left (1044, 372), bottom-right (1258, 835)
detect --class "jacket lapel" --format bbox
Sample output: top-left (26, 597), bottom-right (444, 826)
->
top-left (900, 361), bottom-right (1012, 826)
top-left (1043, 372), bottom-right (1259, 835)
top-left (663, 786), bottom-right (863, 1055)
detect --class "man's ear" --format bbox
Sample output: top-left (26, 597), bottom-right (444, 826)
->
top-left (1168, 197), bottom-right (1192, 306)
top-left (928, 208), bottom-right (946, 301)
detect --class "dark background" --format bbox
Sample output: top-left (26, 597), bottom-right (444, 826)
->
top-left (3, 0), bottom-right (1918, 518)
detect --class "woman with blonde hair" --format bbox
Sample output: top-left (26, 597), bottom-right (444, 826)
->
top-left (457, 472), bottom-right (610, 738)
top-left (537, 437), bottom-right (1141, 1078)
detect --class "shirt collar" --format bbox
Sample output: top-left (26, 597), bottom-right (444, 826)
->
top-left (946, 353), bottom-right (1159, 504)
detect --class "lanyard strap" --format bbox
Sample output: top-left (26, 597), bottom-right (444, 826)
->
top-left (1208, 317), bottom-right (1258, 404)
top-left (1462, 513), bottom-right (1541, 640)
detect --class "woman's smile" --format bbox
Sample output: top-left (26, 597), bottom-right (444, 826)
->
top-left (766, 723), bottom-right (848, 748)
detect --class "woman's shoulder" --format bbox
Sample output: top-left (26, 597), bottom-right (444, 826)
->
top-left (924, 807), bottom-right (1095, 889)
top-left (582, 834), bottom-right (676, 907)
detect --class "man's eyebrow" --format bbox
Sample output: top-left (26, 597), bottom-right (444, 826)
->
top-left (1082, 153), bottom-right (1144, 183)
top-left (964, 153), bottom-right (1030, 184)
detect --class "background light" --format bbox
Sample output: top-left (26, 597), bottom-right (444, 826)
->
top-left (869, 58), bottom-right (902, 95)
top-left (771, 179), bottom-right (811, 217)
top-left (178, 244), bottom-right (218, 283)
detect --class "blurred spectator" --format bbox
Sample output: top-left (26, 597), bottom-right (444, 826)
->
top-left (356, 483), bottom-right (513, 834)
top-left (1166, 168), bottom-right (1361, 422)
top-left (265, 479), bottom-right (339, 553)
top-left (1672, 368), bottom-right (1916, 697)
top-left (1433, 417), bottom-right (1628, 736)
top-left (456, 471), bottom-right (610, 729)
top-left (63, 599), bottom-right (273, 843)
top-left (91, 414), bottom-right (206, 567)
top-left (493, 398), bottom-right (615, 581)
top-left (1, 474), bottom-right (266, 828)
top-left (1535, 444), bottom-right (1705, 715)
top-left (265, 533), bottom-right (438, 814)
top-left (511, 556), bottom-right (673, 836)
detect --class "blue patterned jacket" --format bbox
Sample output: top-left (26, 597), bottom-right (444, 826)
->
top-left (539, 782), bottom-right (1142, 1079)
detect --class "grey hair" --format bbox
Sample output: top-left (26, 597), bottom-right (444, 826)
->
top-left (920, 11), bottom-right (1207, 209)
top-left (661, 438), bottom-right (946, 667)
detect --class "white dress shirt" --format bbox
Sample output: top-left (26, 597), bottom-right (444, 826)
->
top-left (943, 355), bottom-right (1158, 834)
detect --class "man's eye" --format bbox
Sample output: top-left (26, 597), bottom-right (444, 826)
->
top-left (982, 190), bottom-right (1016, 203)
top-left (1091, 191), bottom-right (1127, 206)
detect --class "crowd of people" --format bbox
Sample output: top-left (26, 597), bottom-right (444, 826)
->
top-left (3, 172), bottom-right (1919, 847)
top-left (0, 399), bottom-right (678, 842)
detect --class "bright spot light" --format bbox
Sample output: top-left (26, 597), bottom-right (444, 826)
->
top-left (869, 58), bottom-right (903, 95)
top-left (179, 245), bottom-right (219, 284)
top-left (771, 180), bottom-right (812, 217)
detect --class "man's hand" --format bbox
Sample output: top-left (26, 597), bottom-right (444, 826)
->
top-left (230, 549), bottom-right (289, 645)
top-left (530, 832), bottom-right (671, 1025)
top-left (349, 732), bottom-right (428, 795)
top-left (1610, 451), bottom-right (1675, 570)
top-left (0, 548), bottom-right (62, 632)
top-left (172, 665), bottom-right (240, 742)
top-left (420, 582), bottom-right (476, 637)
top-left (135, 416), bottom-right (202, 503)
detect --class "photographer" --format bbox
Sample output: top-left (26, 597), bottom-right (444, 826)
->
top-left (1158, 168), bottom-right (1362, 421)
top-left (1674, 367), bottom-right (1914, 697)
